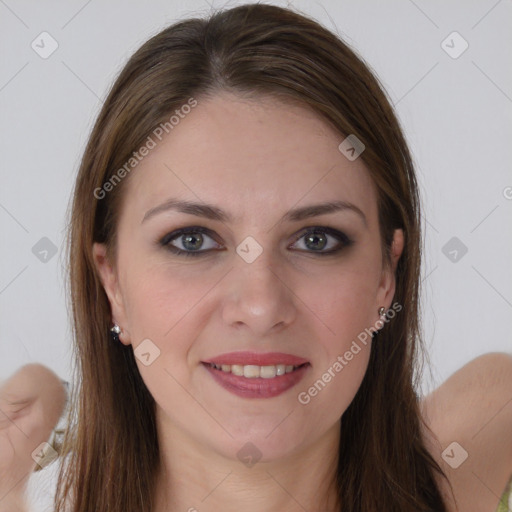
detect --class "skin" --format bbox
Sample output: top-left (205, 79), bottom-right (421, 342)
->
top-left (93, 92), bottom-right (403, 511)
top-left (0, 364), bottom-right (67, 512)
top-left (421, 352), bottom-right (512, 512)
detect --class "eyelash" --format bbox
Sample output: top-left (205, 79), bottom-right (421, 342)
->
top-left (158, 226), bottom-right (353, 258)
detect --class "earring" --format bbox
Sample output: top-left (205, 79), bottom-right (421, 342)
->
top-left (372, 307), bottom-right (386, 339)
top-left (110, 323), bottom-right (121, 342)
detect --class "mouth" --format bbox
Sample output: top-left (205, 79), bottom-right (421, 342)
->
top-left (201, 360), bottom-right (311, 399)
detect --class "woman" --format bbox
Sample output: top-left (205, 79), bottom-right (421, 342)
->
top-left (3, 3), bottom-right (510, 511)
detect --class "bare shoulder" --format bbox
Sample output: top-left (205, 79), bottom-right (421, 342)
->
top-left (420, 352), bottom-right (512, 512)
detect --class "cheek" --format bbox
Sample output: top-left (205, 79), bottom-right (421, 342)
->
top-left (298, 263), bottom-right (380, 342)
top-left (123, 264), bottom-right (210, 340)
top-left (295, 326), bottom-right (371, 436)
top-left (121, 266), bottom-right (211, 405)
top-left (292, 265), bottom-right (377, 412)
top-left (120, 260), bottom-right (228, 386)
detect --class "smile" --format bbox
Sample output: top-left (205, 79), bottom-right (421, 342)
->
top-left (202, 362), bottom-right (310, 398)
top-left (207, 362), bottom-right (305, 378)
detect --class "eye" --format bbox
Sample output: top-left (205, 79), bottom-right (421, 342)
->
top-left (159, 225), bottom-right (353, 258)
top-left (160, 227), bottom-right (222, 257)
top-left (290, 227), bottom-right (353, 254)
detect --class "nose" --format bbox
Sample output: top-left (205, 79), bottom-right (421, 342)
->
top-left (221, 250), bottom-right (297, 336)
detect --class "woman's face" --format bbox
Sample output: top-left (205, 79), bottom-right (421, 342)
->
top-left (94, 92), bottom-right (403, 462)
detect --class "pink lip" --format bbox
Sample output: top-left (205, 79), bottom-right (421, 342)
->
top-left (202, 362), bottom-right (310, 399)
top-left (202, 351), bottom-right (309, 366)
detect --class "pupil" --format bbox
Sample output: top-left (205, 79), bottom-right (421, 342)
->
top-left (305, 232), bottom-right (327, 251)
top-left (183, 233), bottom-right (203, 251)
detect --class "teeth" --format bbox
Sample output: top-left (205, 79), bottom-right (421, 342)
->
top-left (208, 363), bottom-right (302, 378)
top-left (231, 364), bottom-right (244, 376)
top-left (244, 365), bottom-right (260, 378)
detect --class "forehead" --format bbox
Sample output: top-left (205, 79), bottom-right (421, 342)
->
top-left (120, 92), bottom-right (378, 228)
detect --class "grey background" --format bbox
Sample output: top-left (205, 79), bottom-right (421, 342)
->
top-left (1, 0), bottom-right (511, 398)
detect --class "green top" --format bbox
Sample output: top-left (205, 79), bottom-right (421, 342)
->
top-left (496, 475), bottom-right (512, 512)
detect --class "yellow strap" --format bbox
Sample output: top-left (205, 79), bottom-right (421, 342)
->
top-left (496, 474), bottom-right (512, 512)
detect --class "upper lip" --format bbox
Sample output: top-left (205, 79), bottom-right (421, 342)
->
top-left (202, 351), bottom-right (309, 366)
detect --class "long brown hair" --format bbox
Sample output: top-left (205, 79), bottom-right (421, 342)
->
top-left (56, 3), bottom-right (451, 510)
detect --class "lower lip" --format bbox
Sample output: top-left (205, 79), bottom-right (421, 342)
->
top-left (202, 363), bottom-right (310, 399)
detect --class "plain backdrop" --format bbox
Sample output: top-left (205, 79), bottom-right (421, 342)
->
top-left (1, 0), bottom-right (511, 399)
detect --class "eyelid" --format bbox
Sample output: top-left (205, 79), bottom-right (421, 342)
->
top-left (160, 226), bottom-right (217, 242)
top-left (289, 226), bottom-right (352, 252)
top-left (160, 226), bottom-right (222, 251)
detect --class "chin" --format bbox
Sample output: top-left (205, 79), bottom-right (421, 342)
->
top-left (208, 420), bottom-right (313, 463)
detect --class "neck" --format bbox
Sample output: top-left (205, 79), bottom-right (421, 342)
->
top-left (153, 410), bottom-right (341, 512)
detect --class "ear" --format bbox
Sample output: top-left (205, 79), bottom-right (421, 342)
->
top-left (375, 229), bottom-right (404, 314)
top-left (92, 242), bottom-right (131, 345)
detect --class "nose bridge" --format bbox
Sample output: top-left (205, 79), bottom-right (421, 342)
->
top-left (222, 240), bottom-right (296, 332)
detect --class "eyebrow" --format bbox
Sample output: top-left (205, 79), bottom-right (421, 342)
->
top-left (141, 198), bottom-right (367, 227)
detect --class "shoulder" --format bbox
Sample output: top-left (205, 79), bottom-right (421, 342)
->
top-left (420, 352), bottom-right (512, 512)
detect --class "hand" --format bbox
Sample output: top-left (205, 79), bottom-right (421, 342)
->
top-left (0, 364), bottom-right (67, 512)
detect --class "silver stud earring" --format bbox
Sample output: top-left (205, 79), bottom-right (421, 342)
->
top-left (372, 307), bottom-right (387, 340)
top-left (110, 323), bottom-right (121, 342)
